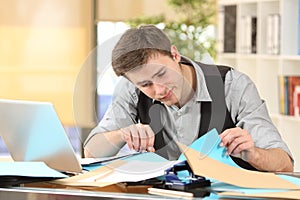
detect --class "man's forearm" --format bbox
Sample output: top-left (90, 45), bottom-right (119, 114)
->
top-left (84, 130), bottom-right (125, 158)
top-left (248, 147), bottom-right (293, 172)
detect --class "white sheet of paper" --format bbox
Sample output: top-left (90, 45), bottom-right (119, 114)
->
top-left (53, 152), bottom-right (179, 187)
top-left (80, 152), bottom-right (140, 165)
top-left (80, 160), bottom-right (178, 183)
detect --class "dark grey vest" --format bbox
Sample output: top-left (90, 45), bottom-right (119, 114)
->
top-left (137, 61), bottom-right (257, 170)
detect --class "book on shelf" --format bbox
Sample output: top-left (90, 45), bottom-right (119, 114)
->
top-left (240, 15), bottom-right (257, 54)
top-left (223, 5), bottom-right (236, 53)
top-left (267, 14), bottom-right (280, 55)
top-left (298, 0), bottom-right (300, 55)
top-left (294, 85), bottom-right (300, 117)
top-left (278, 76), bottom-right (285, 115)
top-left (217, 6), bottom-right (224, 53)
top-left (278, 75), bottom-right (300, 116)
top-left (251, 16), bottom-right (257, 54)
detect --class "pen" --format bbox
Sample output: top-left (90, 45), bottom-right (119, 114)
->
top-left (93, 170), bottom-right (113, 182)
top-left (148, 187), bottom-right (194, 199)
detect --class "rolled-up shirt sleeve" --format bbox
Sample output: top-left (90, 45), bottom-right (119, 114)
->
top-left (225, 69), bottom-right (293, 159)
top-left (84, 77), bottom-right (139, 146)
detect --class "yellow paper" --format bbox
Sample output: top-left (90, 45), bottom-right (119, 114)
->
top-left (52, 153), bottom-right (177, 187)
top-left (177, 143), bottom-right (300, 190)
top-left (220, 190), bottom-right (300, 199)
top-left (52, 160), bottom-right (124, 187)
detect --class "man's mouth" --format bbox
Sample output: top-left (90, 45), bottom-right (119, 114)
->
top-left (160, 89), bottom-right (173, 101)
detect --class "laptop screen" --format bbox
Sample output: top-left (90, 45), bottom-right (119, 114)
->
top-left (0, 99), bottom-right (82, 173)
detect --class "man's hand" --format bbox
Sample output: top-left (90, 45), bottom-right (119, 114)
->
top-left (219, 127), bottom-right (255, 161)
top-left (120, 123), bottom-right (155, 152)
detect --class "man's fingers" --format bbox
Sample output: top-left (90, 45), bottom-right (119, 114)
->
top-left (120, 129), bottom-right (134, 150)
top-left (226, 135), bottom-right (248, 155)
top-left (147, 146), bottom-right (155, 152)
top-left (219, 127), bottom-right (255, 162)
top-left (121, 124), bottom-right (156, 152)
top-left (137, 124), bottom-right (147, 151)
top-left (130, 125), bottom-right (141, 151)
top-left (145, 125), bottom-right (155, 150)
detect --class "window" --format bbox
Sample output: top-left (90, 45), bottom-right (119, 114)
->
top-left (96, 21), bottom-right (129, 120)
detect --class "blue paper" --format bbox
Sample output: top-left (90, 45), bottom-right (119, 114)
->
top-left (124, 152), bottom-right (168, 162)
top-left (82, 152), bottom-right (168, 171)
top-left (82, 164), bottom-right (103, 171)
top-left (0, 162), bottom-right (67, 178)
top-left (84, 128), bottom-right (300, 197)
top-left (178, 128), bottom-right (240, 168)
top-left (278, 174), bottom-right (300, 186)
top-left (178, 128), bottom-right (300, 197)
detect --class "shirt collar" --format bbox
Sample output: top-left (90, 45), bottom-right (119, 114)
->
top-left (180, 56), bottom-right (212, 102)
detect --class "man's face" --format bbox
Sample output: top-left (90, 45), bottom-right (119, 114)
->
top-left (126, 53), bottom-right (187, 107)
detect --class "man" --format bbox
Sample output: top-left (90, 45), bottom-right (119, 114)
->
top-left (84, 25), bottom-right (293, 172)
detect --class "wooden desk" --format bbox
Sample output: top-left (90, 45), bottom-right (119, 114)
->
top-left (0, 181), bottom-right (154, 200)
top-left (0, 181), bottom-right (213, 199)
top-left (0, 157), bottom-right (199, 199)
top-left (3, 174), bottom-right (300, 200)
top-left (1, 157), bottom-right (299, 199)
top-left (0, 187), bottom-right (162, 200)
top-left (25, 181), bottom-right (151, 194)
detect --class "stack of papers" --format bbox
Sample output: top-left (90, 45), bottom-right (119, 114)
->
top-left (80, 152), bottom-right (142, 171)
top-left (53, 152), bottom-right (179, 187)
top-left (52, 129), bottom-right (300, 199)
top-left (177, 129), bottom-right (300, 199)
top-left (0, 161), bottom-right (67, 187)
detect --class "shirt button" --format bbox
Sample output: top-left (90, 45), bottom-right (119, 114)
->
top-left (179, 134), bottom-right (184, 138)
top-left (177, 111), bottom-right (182, 116)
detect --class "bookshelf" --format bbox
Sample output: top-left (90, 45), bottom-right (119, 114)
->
top-left (217, 0), bottom-right (300, 171)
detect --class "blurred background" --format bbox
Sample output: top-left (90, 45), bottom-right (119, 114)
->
top-left (0, 0), bottom-right (217, 157)
top-left (2, 0), bottom-right (299, 172)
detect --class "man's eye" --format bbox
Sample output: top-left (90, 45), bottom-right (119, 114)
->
top-left (141, 82), bottom-right (153, 88)
top-left (157, 71), bottom-right (166, 77)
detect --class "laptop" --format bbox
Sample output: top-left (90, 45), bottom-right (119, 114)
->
top-left (0, 99), bottom-right (82, 173)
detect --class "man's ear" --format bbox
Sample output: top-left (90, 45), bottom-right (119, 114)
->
top-left (170, 45), bottom-right (181, 62)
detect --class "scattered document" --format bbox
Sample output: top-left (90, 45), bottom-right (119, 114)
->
top-left (79, 160), bottom-right (175, 183)
top-left (0, 161), bottom-right (67, 187)
top-left (80, 152), bottom-right (141, 166)
top-left (52, 128), bottom-right (300, 200)
top-left (0, 162), bottom-right (67, 178)
top-left (178, 128), bottom-right (239, 168)
top-left (178, 129), bottom-right (300, 190)
top-left (53, 152), bottom-right (178, 187)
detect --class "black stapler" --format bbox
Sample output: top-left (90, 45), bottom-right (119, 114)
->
top-left (160, 160), bottom-right (211, 191)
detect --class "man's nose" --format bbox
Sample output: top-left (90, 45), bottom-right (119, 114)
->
top-left (153, 83), bottom-right (166, 95)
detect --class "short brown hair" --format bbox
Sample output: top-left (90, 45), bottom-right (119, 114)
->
top-left (111, 25), bottom-right (172, 76)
